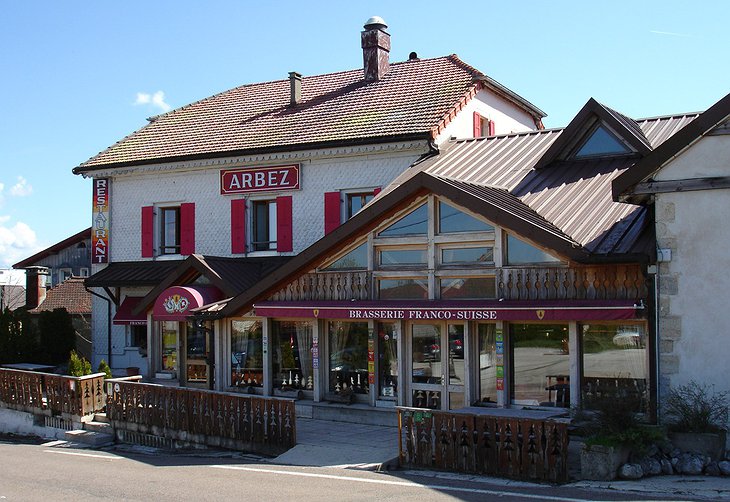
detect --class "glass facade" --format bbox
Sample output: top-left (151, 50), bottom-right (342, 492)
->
top-left (512, 323), bottom-right (570, 407)
top-left (581, 323), bottom-right (648, 412)
top-left (230, 320), bottom-right (263, 388)
top-left (272, 321), bottom-right (313, 391)
top-left (329, 321), bottom-right (369, 394)
top-left (378, 278), bottom-right (428, 299)
top-left (478, 324), bottom-right (497, 404)
top-left (378, 322), bottom-right (398, 398)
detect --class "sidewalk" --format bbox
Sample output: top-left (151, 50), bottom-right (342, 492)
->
top-left (271, 417), bottom-right (399, 469)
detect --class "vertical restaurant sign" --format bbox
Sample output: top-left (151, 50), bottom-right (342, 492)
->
top-left (93, 178), bottom-right (110, 263)
top-left (220, 164), bottom-right (300, 195)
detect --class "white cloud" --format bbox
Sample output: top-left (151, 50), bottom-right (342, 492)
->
top-left (10, 176), bottom-right (32, 197)
top-left (650, 30), bottom-right (693, 38)
top-left (0, 220), bottom-right (41, 268)
top-left (134, 90), bottom-right (171, 112)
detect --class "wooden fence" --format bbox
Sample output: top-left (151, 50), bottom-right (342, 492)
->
top-left (0, 368), bottom-right (105, 419)
top-left (398, 407), bottom-right (569, 483)
top-left (106, 380), bottom-right (296, 455)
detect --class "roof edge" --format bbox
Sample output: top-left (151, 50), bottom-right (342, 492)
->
top-left (13, 227), bottom-right (91, 269)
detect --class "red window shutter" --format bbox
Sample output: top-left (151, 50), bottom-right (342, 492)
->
top-left (373, 187), bottom-right (382, 196)
top-left (488, 119), bottom-right (495, 136)
top-left (180, 202), bottom-right (195, 255)
top-left (473, 111), bottom-right (482, 137)
top-left (276, 195), bottom-right (293, 252)
top-left (141, 206), bottom-right (154, 258)
top-left (231, 199), bottom-right (246, 254)
top-left (324, 191), bottom-right (341, 235)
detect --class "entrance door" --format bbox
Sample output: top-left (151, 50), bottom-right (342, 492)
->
top-left (184, 320), bottom-right (214, 389)
top-left (409, 322), bottom-right (466, 410)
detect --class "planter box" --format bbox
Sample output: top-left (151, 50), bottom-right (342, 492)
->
top-left (580, 444), bottom-right (630, 480)
top-left (670, 431), bottom-right (727, 461)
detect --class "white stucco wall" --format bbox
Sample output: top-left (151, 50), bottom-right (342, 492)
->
top-left (653, 133), bottom-right (730, 406)
top-left (435, 88), bottom-right (538, 144)
top-left (104, 144), bottom-right (428, 262)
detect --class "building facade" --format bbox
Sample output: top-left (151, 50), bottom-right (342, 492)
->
top-left (76, 18), bottom-right (545, 380)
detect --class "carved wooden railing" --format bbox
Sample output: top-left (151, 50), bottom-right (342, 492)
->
top-left (0, 368), bottom-right (106, 419)
top-left (496, 264), bottom-right (646, 301)
top-left (271, 271), bottom-right (371, 301)
top-left (269, 264), bottom-right (646, 302)
top-left (398, 407), bottom-right (569, 483)
top-left (106, 380), bottom-right (296, 455)
top-left (582, 376), bottom-right (649, 413)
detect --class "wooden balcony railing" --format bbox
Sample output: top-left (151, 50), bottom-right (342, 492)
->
top-left (398, 407), bottom-right (569, 483)
top-left (106, 380), bottom-right (296, 455)
top-left (270, 264), bottom-right (646, 302)
top-left (497, 265), bottom-right (647, 301)
top-left (0, 368), bottom-right (106, 419)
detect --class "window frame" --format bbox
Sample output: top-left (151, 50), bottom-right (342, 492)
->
top-left (250, 198), bottom-right (278, 252)
top-left (159, 206), bottom-right (181, 255)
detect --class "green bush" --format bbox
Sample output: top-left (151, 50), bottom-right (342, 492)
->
top-left (664, 381), bottom-right (729, 433)
top-left (68, 350), bottom-right (92, 377)
top-left (97, 359), bottom-right (112, 379)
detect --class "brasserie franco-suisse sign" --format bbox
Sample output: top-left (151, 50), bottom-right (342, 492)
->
top-left (220, 164), bottom-right (300, 195)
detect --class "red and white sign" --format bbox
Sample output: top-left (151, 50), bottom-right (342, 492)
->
top-left (220, 165), bottom-right (300, 195)
top-left (93, 178), bottom-right (110, 263)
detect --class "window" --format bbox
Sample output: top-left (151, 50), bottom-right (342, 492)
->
top-left (378, 204), bottom-right (428, 237)
top-left (231, 320), bottom-right (263, 388)
top-left (439, 277), bottom-right (495, 299)
top-left (328, 321), bottom-right (369, 395)
top-left (322, 243), bottom-right (368, 270)
top-left (511, 323), bottom-right (569, 407)
top-left (440, 246), bottom-right (493, 265)
top-left (160, 207), bottom-right (180, 255)
top-left (379, 248), bottom-right (427, 268)
top-left (252, 200), bottom-right (277, 251)
top-left (473, 112), bottom-right (495, 137)
top-left (347, 192), bottom-right (374, 220)
top-left (478, 324), bottom-right (497, 404)
top-left (273, 321), bottom-right (313, 391)
top-left (506, 235), bottom-right (561, 265)
top-left (79, 267), bottom-right (90, 277)
top-left (573, 125), bottom-right (631, 158)
top-left (129, 325), bottom-right (147, 352)
top-left (378, 278), bottom-right (428, 300)
top-left (581, 323), bottom-right (648, 412)
top-left (59, 268), bottom-right (73, 282)
top-left (438, 201), bottom-right (493, 233)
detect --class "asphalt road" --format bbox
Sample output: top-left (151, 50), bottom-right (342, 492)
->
top-left (1, 439), bottom-right (711, 502)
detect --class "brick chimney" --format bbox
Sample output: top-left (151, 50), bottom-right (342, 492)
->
top-left (361, 16), bottom-right (390, 82)
top-left (289, 71), bottom-right (302, 105)
top-left (24, 266), bottom-right (49, 309)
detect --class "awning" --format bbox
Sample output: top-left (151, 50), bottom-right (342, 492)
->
top-left (153, 286), bottom-right (223, 321)
top-left (253, 299), bottom-right (642, 322)
top-left (113, 296), bottom-right (147, 325)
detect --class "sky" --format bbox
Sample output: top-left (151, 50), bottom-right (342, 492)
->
top-left (1, 0), bottom-right (728, 279)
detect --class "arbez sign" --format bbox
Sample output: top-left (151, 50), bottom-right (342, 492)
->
top-left (220, 164), bottom-right (300, 195)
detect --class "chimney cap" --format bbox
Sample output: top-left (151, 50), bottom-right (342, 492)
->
top-left (364, 16), bottom-right (387, 31)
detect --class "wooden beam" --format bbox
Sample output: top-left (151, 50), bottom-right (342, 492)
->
top-left (633, 176), bottom-right (730, 194)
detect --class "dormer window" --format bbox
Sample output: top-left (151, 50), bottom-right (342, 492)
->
top-left (573, 124), bottom-right (631, 159)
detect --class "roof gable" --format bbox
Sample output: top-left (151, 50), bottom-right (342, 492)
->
top-left (533, 98), bottom-right (651, 169)
top-left (13, 227), bottom-right (91, 269)
top-left (613, 92), bottom-right (730, 202)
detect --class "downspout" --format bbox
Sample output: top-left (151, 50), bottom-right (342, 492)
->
top-left (86, 286), bottom-right (113, 368)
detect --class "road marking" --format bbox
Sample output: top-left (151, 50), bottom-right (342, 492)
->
top-left (210, 465), bottom-right (668, 502)
top-left (44, 450), bottom-right (121, 460)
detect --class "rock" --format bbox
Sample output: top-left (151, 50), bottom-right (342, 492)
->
top-left (646, 458), bottom-right (662, 476)
top-left (705, 461), bottom-right (721, 476)
top-left (658, 440), bottom-right (674, 455)
top-left (719, 460), bottom-right (730, 476)
top-left (619, 463), bottom-right (644, 479)
top-left (661, 459), bottom-right (673, 475)
top-left (677, 455), bottom-right (704, 475)
top-left (646, 444), bottom-right (660, 458)
top-left (670, 448), bottom-right (682, 458)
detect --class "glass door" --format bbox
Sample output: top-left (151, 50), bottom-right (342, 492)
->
top-left (410, 322), bottom-right (465, 410)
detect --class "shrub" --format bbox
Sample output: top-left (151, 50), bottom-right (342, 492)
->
top-left (664, 381), bottom-right (729, 433)
top-left (68, 350), bottom-right (92, 377)
top-left (97, 359), bottom-right (112, 379)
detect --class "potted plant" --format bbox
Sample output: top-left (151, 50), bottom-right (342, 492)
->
top-left (664, 381), bottom-right (728, 461)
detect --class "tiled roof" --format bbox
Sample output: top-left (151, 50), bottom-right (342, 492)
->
top-left (75, 55), bottom-right (542, 171)
top-left (30, 277), bottom-right (91, 315)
